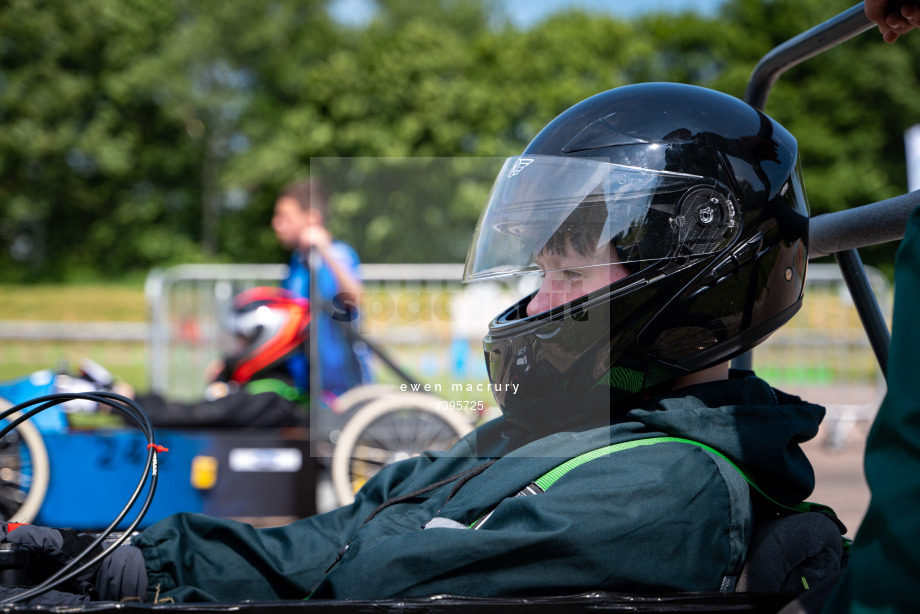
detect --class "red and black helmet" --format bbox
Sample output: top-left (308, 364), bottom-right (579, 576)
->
top-left (218, 286), bottom-right (311, 385)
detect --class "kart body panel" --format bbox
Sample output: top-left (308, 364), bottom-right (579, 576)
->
top-left (0, 372), bottom-right (317, 530)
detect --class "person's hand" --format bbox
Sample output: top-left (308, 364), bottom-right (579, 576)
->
top-left (865, 0), bottom-right (920, 43)
top-left (1, 524), bottom-right (103, 597)
top-left (299, 224), bottom-right (333, 253)
top-left (112, 380), bottom-right (135, 400)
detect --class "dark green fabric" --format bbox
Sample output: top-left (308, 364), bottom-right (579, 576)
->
top-left (134, 374), bottom-right (823, 603)
top-left (822, 205), bottom-right (920, 613)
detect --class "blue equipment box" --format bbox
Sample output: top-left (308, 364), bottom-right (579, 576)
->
top-left (35, 428), bottom-right (317, 529)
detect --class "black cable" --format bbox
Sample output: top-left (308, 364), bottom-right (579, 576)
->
top-left (0, 391), bottom-right (161, 604)
top-left (0, 392), bottom-right (155, 599)
top-left (1, 392), bottom-right (157, 602)
top-left (20, 392), bottom-right (159, 600)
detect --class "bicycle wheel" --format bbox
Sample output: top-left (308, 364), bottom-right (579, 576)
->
top-left (0, 398), bottom-right (51, 523)
top-left (330, 384), bottom-right (401, 415)
top-left (331, 393), bottom-right (474, 506)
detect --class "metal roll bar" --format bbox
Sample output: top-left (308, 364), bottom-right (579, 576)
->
top-left (809, 190), bottom-right (920, 259)
top-left (736, 2), bottom-right (917, 378)
top-left (744, 3), bottom-right (875, 109)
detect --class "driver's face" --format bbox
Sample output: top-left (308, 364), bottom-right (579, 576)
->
top-left (526, 241), bottom-right (630, 317)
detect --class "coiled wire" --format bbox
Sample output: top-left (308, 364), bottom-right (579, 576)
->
top-left (0, 391), bottom-right (160, 604)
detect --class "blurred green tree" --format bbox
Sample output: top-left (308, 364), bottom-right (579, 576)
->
top-left (0, 0), bottom-right (917, 281)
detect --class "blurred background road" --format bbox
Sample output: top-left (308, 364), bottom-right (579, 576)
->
top-left (805, 418), bottom-right (870, 538)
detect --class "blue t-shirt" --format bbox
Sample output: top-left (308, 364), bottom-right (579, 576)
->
top-left (282, 242), bottom-right (370, 396)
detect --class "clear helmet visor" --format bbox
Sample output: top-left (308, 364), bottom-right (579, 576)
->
top-left (463, 155), bottom-right (739, 283)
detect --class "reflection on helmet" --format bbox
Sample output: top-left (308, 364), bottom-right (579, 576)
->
top-left (218, 287), bottom-right (311, 385)
top-left (463, 157), bottom-right (739, 282)
top-left (464, 83), bottom-right (809, 435)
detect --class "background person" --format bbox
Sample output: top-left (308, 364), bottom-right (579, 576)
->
top-left (271, 179), bottom-right (370, 400)
top-left (135, 179), bottom-right (372, 426)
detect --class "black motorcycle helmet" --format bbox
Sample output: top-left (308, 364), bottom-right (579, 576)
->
top-left (463, 82), bottom-right (809, 436)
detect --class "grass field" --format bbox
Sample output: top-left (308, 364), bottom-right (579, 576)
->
top-left (0, 283), bottom-right (150, 391)
top-left (0, 283), bottom-right (147, 321)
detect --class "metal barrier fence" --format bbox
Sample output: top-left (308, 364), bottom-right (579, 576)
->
top-left (0, 322), bottom-right (149, 389)
top-left (144, 263), bottom-right (888, 434)
top-left (143, 263), bottom-right (523, 403)
top-left (1, 262), bottom-right (888, 449)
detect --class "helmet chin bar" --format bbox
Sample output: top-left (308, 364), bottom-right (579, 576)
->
top-left (483, 260), bottom-right (702, 437)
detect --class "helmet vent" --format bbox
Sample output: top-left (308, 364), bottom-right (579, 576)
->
top-left (562, 115), bottom-right (649, 153)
